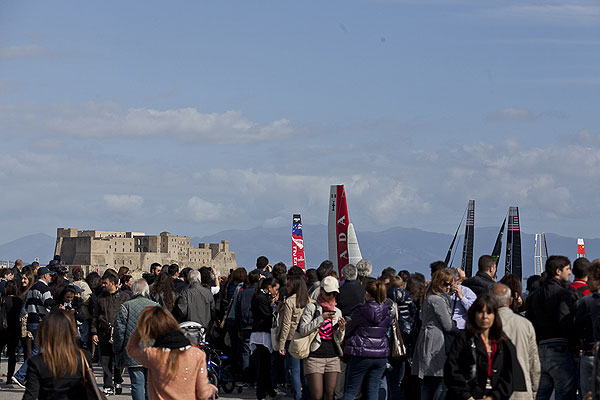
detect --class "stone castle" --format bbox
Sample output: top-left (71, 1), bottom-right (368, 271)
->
top-left (55, 228), bottom-right (237, 276)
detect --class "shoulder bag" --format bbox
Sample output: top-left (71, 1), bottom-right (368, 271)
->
top-left (390, 302), bottom-right (407, 360)
top-left (80, 350), bottom-right (108, 400)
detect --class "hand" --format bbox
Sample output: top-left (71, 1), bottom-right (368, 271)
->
top-left (209, 383), bottom-right (218, 400)
top-left (92, 334), bottom-right (99, 345)
top-left (338, 317), bottom-right (346, 331)
top-left (279, 349), bottom-right (285, 356)
top-left (322, 311), bottom-right (335, 321)
top-left (453, 284), bottom-right (463, 299)
top-left (58, 304), bottom-right (65, 310)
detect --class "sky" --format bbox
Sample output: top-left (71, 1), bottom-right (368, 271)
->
top-left (1, 0), bottom-right (599, 245)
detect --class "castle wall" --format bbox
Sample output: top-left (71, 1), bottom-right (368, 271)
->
top-left (56, 228), bottom-right (236, 276)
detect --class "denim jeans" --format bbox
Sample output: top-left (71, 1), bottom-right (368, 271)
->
top-left (241, 330), bottom-right (254, 384)
top-left (537, 344), bottom-right (577, 400)
top-left (79, 320), bottom-right (90, 348)
top-left (284, 341), bottom-right (307, 400)
top-left (14, 322), bottom-right (39, 383)
top-left (421, 376), bottom-right (446, 400)
top-left (128, 367), bottom-right (149, 400)
top-left (342, 357), bottom-right (387, 400)
top-left (387, 360), bottom-right (406, 399)
top-left (580, 355), bottom-right (594, 397)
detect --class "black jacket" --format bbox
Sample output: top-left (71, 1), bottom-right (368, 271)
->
top-left (337, 280), bottom-right (365, 318)
top-left (462, 271), bottom-right (496, 297)
top-left (444, 330), bottom-right (526, 400)
top-left (1, 295), bottom-right (23, 337)
top-left (91, 290), bottom-right (130, 335)
top-left (251, 290), bottom-right (273, 333)
top-left (525, 277), bottom-right (575, 343)
top-left (23, 350), bottom-right (92, 400)
top-left (235, 285), bottom-right (256, 331)
top-left (574, 290), bottom-right (600, 352)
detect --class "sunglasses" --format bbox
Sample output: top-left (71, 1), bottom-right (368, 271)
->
top-left (443, 282), bottom-right (453, 287)
top-left (325, 291), bottom-right (338, 296)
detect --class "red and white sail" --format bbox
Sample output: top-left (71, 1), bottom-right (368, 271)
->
top-left (328, 185), bottom-right (362, 276)
top-left (291, 214), bottom-right (306, 270)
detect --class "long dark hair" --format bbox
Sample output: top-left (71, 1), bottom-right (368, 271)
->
top-left (466, 294), bottom-right (503, 343)
top-left (287, 275), bottom-right (309, 309)
top-left (37, 310), bottom-right (79, 377)
top-left (150, 271), bottom-right (175, 309)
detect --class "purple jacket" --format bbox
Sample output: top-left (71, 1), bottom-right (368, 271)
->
top-left (344, 300), bottom-right (391, 358)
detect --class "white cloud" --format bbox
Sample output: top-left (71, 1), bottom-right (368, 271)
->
top-left (481, 1), bottom-right (600, 25)
top-left (103, 194), bottom-right (144, 211)
top-left (43, 103), bottom-right (293, 143)
top-left (0, 44), bottom-right (50, 60)
top-left (486, 107), bottom-right (534, 122)
top-left (188, 197), bottom-right (224, 222)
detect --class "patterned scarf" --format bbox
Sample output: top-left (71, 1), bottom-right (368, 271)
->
top-left (317, 295), bottom-right (337, 340)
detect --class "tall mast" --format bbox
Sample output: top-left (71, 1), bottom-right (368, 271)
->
top-left (505, 206), bottom-right (522, 280)
top-left (461, 200), bottom-right (475, 277)
top-left (491, 217), bottom-right (506, 267)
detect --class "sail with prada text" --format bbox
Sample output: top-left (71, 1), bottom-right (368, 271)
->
top-left (328, 185), bottom-right (362, 276)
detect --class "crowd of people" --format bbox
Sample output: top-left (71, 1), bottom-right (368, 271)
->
top-left (0, 253), bottom-right (599, 400)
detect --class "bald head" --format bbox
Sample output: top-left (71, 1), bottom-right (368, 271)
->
top-left (491, 283), bottom-right (512, 308)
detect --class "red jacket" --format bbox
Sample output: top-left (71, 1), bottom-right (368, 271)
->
top-left (571, 280), bottom-right (591, 297)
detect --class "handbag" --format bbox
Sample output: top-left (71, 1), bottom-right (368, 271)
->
top-left (289, 329), bottom-right (318, 359)
top-left (390, 303), bottom-right (407, 360)
top-left (270, 312), bottom-right (280, 351)
top-left (80, 350), bottom-right (108, 400)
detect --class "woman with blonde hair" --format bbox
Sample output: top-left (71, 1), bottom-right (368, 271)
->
top-left (23, 309), bottom-right (91, 400)
top-left (127, 305), bottom-right (217, 400)
top-left (412, 268), bottom-right (459, 400)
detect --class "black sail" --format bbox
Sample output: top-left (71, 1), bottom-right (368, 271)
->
top-left (505, 207), bottom-right (522, 280)
top-left (491, 217), bottom-right (506, 267)
top-left (461, 200), bottom-right (475, 277)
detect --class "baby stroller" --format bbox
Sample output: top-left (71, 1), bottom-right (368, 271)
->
top-left (179, 321), bottom-right (235, 394)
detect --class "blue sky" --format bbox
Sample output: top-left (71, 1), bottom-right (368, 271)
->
top-left (1, 0), bottom-right (599, 245)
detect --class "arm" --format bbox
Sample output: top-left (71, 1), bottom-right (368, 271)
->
top-left (432, 295), bottom-right (455, 333)
top-left (126, 329), bottom-right (151, 367)
top-left (278, 300), bottom-right (293, 352)
top-left (195, 349), bottom-right (216, 399)
top-left (112, 304), bottom-right (128, 354)
top-left (297, 303), bottom-right (323, 336)
top-left (174, 292), bottom-right (189, 322)
top-left (22, 359), bottom-right (40, 400)
top-left (91, 295), bottom-right (100, 335)
top-left (460, 286), bottom-right (476, 310)
top-left (528, 325), bottom-right (541, 397)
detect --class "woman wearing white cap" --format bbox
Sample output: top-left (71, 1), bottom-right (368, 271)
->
top-left (298, 276), bottom-right (346, 400)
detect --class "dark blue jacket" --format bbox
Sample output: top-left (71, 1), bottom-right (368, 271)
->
top-left (344, 300), bottom-right (391, 358)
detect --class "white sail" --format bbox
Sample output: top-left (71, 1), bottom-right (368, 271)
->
top-left (347, 222), bottom-right (362, 266)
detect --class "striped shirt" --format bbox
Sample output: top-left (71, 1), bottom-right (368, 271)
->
top-left (25, 280), bottom-right (54, 324)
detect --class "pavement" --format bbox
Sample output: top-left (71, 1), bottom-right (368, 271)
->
top-left (0, 356), bottom-right (291, 400)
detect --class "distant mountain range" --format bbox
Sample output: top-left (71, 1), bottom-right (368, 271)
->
top-left (2, 226), bottom-right (597, 278)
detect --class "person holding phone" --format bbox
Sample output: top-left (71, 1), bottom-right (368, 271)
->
top-left (298, 276), bottom-right (346, 400)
